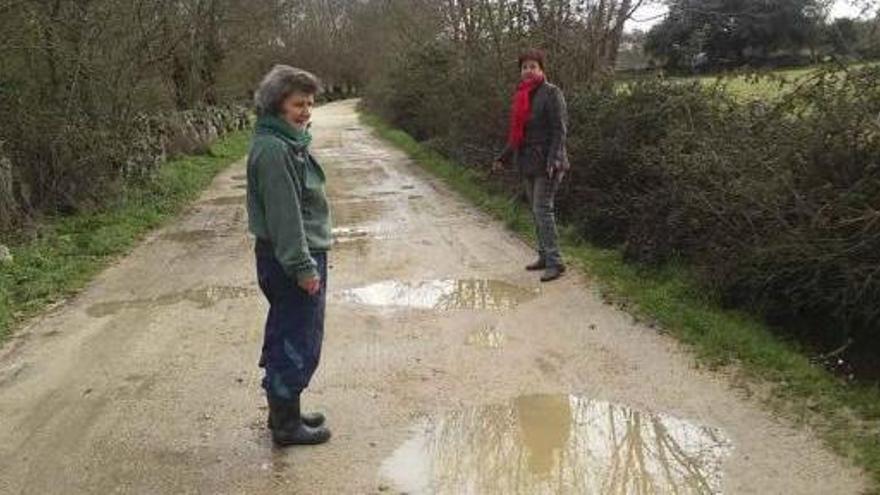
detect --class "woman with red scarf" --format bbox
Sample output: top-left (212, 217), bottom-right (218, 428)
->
top-left (494, 49), bottom-right (570, 282)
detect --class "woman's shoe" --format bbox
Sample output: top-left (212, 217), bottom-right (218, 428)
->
top-left (540, 264), bottom-right (566, 282)
top-left (526, 258), bottom-right (546, 271)
top-left (267, 395), bottom-right (332, 446)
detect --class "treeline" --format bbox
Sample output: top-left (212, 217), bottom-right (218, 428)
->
top-left (645, 0), bottom-right (880, 70)
top-left (0, 0), bottom-right (368, 231)
top-left (357, 1), bottom-right (880, 373)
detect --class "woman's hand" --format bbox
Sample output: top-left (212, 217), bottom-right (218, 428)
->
top-left (299, 275), bottom-right (322, 296)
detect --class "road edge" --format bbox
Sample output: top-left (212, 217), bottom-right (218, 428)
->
top-left (357, 108), bottom-right (880, 492)
top-left (0, 130), bottom-right (252, 346)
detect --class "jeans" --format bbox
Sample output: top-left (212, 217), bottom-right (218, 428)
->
top-left (256, 240), bottom-right (327, 400)
top-left (523, 174), bottom-right (563, 267)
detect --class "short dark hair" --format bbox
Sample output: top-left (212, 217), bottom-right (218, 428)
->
top-left (518, 49), bottom-right (546, 70)
top-left (254, 65), bottom-right (323, 117)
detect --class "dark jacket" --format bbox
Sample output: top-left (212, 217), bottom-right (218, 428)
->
top-left (247, 116), bottom-right (332, 283)
top-left (498, 81), bottom-right (570, 177)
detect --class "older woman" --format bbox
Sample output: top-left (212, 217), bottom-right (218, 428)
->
top-left (247, 65), bottom-right (331, 446)
top-left (494, 49), bottom-right (570, 282)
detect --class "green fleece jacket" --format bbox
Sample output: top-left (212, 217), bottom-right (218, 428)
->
top-left (247, 115), bottom-right (331, 282)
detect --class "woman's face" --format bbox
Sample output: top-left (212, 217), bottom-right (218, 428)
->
top-left (520, 60), bottom-right (544, 81)
top-left (280, 91), bottom-right (315, 130)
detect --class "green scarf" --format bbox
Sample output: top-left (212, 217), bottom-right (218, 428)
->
top-left (255, 114), bottom-right (312, 150)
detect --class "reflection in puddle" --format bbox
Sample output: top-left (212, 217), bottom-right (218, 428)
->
top-left (332, 199), bottom-right (387, 226)
top-left (87, 286), bottom-right (257, 317)
top-left (381, 395), bottom-right (732, 495)
top-left (159, 229), bottom-right (216, 243)
top-left (340, 280), bottom-right (538, 311)
top-left (332, 227), bottom-right (370, 244)
top-left (466, 325), bottom-right (506, 348)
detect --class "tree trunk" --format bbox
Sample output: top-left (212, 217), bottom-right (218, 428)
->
top-left (0, 143), bottom-right (20, 230)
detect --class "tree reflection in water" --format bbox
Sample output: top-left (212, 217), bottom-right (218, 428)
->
top-left (339, 279), bottom-right (538, 311)
top-left (380, 395), bottom-right (732, 494)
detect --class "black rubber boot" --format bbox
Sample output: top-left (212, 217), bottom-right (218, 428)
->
top-left (525, 258), bottom-right (546, 271)
top-left (267, 409), bottom-right (325, 429)
top-left (540, 264), bottom-right (566, 282)
top-left (267, 395), bottom-right (332, 446)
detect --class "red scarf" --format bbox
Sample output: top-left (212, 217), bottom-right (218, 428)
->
top-left (507, 74), bottom-right (545, 149)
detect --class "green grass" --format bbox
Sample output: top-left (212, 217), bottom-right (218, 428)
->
top-left (0, 131), bottom-right (251, 342)
top-left (360, 111), bottom-right (880, 491)
top-left (622, 63), bottom-right (874, 100)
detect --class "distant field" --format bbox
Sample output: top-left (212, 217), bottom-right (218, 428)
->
top-left (693, 66), bottom-right (815, 99)
top-left (622, 63), bottom-right (870, 100)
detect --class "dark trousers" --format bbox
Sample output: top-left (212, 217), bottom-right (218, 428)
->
top-left (255, 240), bottom-right (327, 400)
top-left (523, 174), bottom-right (563, 267)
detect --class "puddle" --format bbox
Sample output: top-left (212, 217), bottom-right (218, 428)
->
top-left (328, 167), bottom-right (389, 185)
top-left (339, 279), bottom-right (538, 311)
top-left (380, 395), bottom-right (732, 495)
top-left (332, 199), bottom-right (388, 226)
top-left (332, 227), bottom-right (371, 243)
top-left (203, 195), bottom-right (245, 206)
top-left (466, 325), bottom-right (506, 348)
top-left (159, 229), bottom-right (216, 243)
top-left (87, 286), bottom-right (257, 317)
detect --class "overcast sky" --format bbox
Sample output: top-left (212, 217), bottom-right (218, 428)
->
top-left (626, 0), bottom-right (871, 31)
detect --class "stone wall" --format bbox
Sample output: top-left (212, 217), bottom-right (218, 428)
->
top-left (123, 105), bottom-right (252, 179)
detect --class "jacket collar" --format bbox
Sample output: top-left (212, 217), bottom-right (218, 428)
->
top-left (255, 115), bottom-right (312, 151)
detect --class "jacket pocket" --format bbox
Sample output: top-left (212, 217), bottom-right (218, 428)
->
top-left (304, 157), bottom-right (326, 190)
top-left (522, 145), bottom-right (546, 172)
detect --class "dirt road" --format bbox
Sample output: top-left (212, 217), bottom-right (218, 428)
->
top-left (0, 100), bottom-right (866, 494)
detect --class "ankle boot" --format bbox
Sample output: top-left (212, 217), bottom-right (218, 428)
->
top-left (267, 395), bottom-right (332, 446)
top-left (540, 263), bottom-right (566, 282)
top-left (267, 409), bottom-right (325, 429)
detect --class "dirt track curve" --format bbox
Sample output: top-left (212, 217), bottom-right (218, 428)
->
top-left (0, 100), bottom-right (866, 494)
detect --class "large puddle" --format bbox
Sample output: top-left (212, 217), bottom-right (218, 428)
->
top-left (339, 279), bottom-right (538, 311)
top-left (87, 285), bottom-right (257, 317)
top-left (380, 395), bottom-right (732, 495)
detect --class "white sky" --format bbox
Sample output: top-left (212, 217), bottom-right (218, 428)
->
top-left (627, 0), bottom-right (871, 31)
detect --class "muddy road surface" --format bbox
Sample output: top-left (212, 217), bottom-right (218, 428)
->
top-left (0, 100), bottom-right (867, 494)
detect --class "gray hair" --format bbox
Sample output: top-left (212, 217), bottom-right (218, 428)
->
top-left (254, 65), bottom-right (323, 117)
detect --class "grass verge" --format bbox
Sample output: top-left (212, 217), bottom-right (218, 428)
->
top-left (0, 130), bottom-right (251, 342)
top-left (359, 110), bottom-right (880, 491)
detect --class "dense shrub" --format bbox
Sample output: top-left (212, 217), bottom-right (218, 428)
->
top-left (0, 105), bottom-right (250, 231)
top-left (366, 44), bottom-right (880, 363)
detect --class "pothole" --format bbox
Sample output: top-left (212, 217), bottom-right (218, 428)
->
top-left (86, 286), bottom-right (258, 317)
top-left (202, 195), bottom-right (245, 206)
top-left (331, 199), bottom-right (388, 226)
top-left (338, 279), bottom-right (538, 311)
top-left (159, 229), bottom-right (216, 244)
top-left (380, 394), bottom-right (732, 495)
